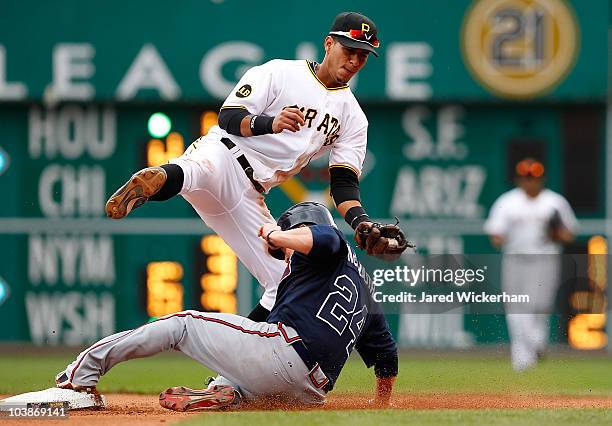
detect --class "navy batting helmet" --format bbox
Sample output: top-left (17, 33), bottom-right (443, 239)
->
top-left (277, 202), bottom-right (336, 230)
top-left (269, 202), bottom-right (336, 260)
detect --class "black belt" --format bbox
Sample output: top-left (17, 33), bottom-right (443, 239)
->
top-left (291, 340), bottom-right (334, 393)
top-left (220, 138), bottom-right (265, 194)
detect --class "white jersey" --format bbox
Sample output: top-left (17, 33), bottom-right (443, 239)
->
top-left (483, 188), bottom-right (578, 254)
top-left (212, 59), bottom-right (368, 190)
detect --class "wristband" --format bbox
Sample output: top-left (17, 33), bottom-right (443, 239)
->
top-left (266, 229), bottom-right (278, 248)
top-left (250, 115), bottom-right (275, 136)
top-left (345, 206), bottom-right (370, 229)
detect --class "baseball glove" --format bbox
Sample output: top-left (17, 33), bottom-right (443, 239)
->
top-left (547, 209), bottom-right (563, 241)
top-left (355, 220), bottom-right (415, 261)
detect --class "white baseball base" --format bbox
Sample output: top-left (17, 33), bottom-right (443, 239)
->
top-left (0, 388), bottom-right (106, 410)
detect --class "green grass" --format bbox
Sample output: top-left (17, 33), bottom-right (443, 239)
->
top-left (0, 351), bottom-right (610, 396)
top-left (177, 409), bottom-right (612, 426)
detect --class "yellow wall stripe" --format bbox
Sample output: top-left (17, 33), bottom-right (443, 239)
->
top-left (279, 178), bottom-right (309, 203)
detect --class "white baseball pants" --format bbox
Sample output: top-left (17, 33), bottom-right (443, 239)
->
top-left (170, 137), bottom-right (286, 310)
top-left (502, 254), bottom-right (560, 371)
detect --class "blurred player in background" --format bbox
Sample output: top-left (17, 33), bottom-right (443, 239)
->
top-left (484, 158), bottom-right (578, 371)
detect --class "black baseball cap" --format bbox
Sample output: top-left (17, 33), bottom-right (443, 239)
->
top-left (328, 12), bottom-right (380, 57)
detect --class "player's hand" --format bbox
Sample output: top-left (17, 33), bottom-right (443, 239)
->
top-left (259, 223), bottom-right (284, 260)
top-left (272, 108), bottom-right (305, 133)
top-left (258, 223), bottom-right (282, 247)
top-left (369, 376), bottom-right (395, 407)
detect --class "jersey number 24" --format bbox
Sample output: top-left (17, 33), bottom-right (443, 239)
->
top-left (316, 274), bottom-right (368, 356)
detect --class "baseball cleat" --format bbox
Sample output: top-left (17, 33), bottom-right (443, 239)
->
top-left (55, 371), bottom-right (71, 389)
top-left (55, 371), bottom-right (98, 393)
top-left (105, 167), bottom-right (167, 219)
top-left (159, 385), bottom-right (239, 412)
top-left (54, 371), bottom-right (105, 408)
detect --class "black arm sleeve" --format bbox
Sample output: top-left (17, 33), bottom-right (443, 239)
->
top-left (374, 351), bottom-right (399, 378)
top-left (218, 107), bottom-right (251, 136)
top-left (330, 166), bottom-right (361, 205)
top-left (355, 313), bottom-right (399, 378)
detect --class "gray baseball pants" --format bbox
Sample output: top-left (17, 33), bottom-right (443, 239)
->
top-left (59, 310), bottom-right (327, 405)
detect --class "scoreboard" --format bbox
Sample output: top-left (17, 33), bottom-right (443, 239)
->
top-left (0, 104), bottom-right (253, 343)
top-left (0, 102), bottom-right (608, 350)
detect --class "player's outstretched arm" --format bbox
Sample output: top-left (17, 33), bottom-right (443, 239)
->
top-left (356, 310), bottom-right (398, 406)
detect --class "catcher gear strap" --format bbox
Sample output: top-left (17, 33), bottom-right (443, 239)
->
top-left (345, 205), bottom-right (370, 229)
top-left (218, 107), bottom-right (250, 136)
top-left (330, 166), bottom-right (361, 205)
top-left (277, 202), bottom-right (336, 231)
top-left (149, 164), bottom-right (184, 201)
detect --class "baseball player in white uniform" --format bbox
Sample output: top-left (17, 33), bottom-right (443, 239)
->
top-left (484, 158), bottom-right (578, 371)
top-left (105, 12), bottom-right (407, 320)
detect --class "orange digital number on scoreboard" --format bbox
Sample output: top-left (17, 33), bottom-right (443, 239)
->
top-left (200, 235), bottom-right (237, 314)
top-left (147, 132), bottom-right (185, 167)
top-left (568, 236), bottom-right (608, 350)
top-left (200, 111), bottom-right (218, 136)
top-left (146, 261), bottom-right (184, 318)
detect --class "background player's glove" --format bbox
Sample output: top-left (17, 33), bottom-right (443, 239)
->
top-left (547, 209), bottom-right (563, 241)
top-left (354, 220), bottom-right (415, 261)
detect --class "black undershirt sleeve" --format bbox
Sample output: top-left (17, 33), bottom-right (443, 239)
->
top-left (374, 351), bottom-right (399, 378)
top-left (218, 107), bottom-right (251, 136)
top-left (329, 166), bottom-right (361, 205)
top-left (356, 313), bottom-right (399, 378)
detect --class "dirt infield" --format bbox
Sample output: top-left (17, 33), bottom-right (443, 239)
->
top-left (2, 393), bottom-right (612, 425)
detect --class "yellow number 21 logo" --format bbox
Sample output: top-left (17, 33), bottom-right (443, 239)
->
top-left (461, 0), bottom-right (579, 99)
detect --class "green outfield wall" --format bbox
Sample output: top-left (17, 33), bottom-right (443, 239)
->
top-left (0, 0), bottom-right (608, 348)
